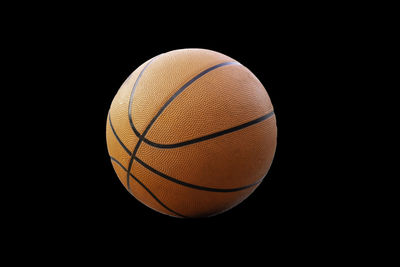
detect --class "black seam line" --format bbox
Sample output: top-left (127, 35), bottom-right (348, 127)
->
top-left (108, 117), bottom-right (263, 192)
top-left (110, 156), bottom-right (188, 218)
top-left (143, 61), bottom-right (240, 136)
top-left (127, 61), bottom-right (239, 140)
top-left (128, 58), bottom-right (155, 138)
top-left (134, 156), bottom-right (263, 192)
top-left (126, 135), bottom-right (143, 190)
top-left (142, 111), bottom-right (275, 149)
top-left (126, 61), bottom-right (238, 190)
top-left (108, 113), bottom-right (132, 156)
top-left (125, 58), bottom-right (156, 189)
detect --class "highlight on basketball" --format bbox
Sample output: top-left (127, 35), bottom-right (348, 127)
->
top-left (106, 49), bottom-right (277, 218)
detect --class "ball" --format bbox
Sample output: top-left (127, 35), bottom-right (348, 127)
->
top-left (106, 48), bottom-right (277, 218)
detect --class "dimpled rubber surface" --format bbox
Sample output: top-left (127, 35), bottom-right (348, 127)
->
top-left (106, 49), bottom-right (277, 218)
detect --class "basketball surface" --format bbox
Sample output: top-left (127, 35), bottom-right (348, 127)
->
top-left (106, 48), bottom-right (277, 218)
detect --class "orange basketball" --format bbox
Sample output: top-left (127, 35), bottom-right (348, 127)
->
top-left (106, 49), bottom-right (277, 218)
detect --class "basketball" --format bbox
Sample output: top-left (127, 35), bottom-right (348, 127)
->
top-left (106, 48), bottom-right (277, 218)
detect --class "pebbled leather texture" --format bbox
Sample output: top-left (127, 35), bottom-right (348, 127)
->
top-left (106, 48), bottom-right (277, 218)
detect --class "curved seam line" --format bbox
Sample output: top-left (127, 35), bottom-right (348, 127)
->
top-left (128, 58), bottom-right (156, 138)
top-left (125, 58), bottom-right (158, 189)
top-left (128, 61), bottom-right (239, 139)
top-left (110, 156), bottom-right (188, 218)
top-left (108, 113), bottom-right (132, 156)
top-left (126, 61), bottom-right (238, 191)
top-left (140, 61), bottom-right (240, 136)
top-left (109, 109), bottom-right (266, 192)
top-left (143, 111), bottom-right (275, 149)
top-left (134, 156), bottom-right (263, 192)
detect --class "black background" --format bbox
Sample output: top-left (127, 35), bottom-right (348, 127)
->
top-left (13, 10), bottom-right (352, 259)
